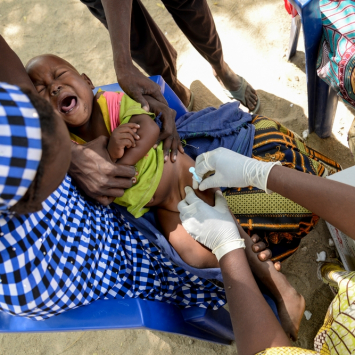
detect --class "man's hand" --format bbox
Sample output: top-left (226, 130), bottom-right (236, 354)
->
top-left (117, 66), bottom-right (168, 111)
top-left (69, 136), bottom-right (136, 206)
top-left (108, 123), bottom-right (140, 162)
top-left (144, 95), bottom-right (184, 163)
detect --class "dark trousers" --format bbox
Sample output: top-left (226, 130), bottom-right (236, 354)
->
top-left (81, 0), bottom-right (224, 88)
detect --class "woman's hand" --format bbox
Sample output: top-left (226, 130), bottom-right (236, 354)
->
top-left (107, 123), bottom-right (141, 162)
top-left (178, 186), bottom-right (245, 261)
top-left (193, 147), bottom-right (281, 193)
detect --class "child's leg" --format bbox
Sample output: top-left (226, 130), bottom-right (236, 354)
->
top-left (237, 221), bottom-right (305, 341)
top-left (157, 208), bottom-right (219, 268)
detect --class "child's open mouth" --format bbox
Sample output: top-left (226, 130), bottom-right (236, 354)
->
top-left (59, 95), bottom-right (78, 114)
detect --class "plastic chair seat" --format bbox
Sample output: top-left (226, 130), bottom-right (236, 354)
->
top-left (93, 75), bottom-right (188, 120)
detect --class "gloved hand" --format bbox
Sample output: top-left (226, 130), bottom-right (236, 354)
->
top-left (192, 147), bottom-right (281, 193)
top-left (177, 186), bottom-right (245, 261)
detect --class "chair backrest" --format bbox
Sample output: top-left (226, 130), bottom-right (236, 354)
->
top-left (93, 75), bottom-right (188, 120)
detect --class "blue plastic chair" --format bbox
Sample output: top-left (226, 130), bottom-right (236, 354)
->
top-left (93, 75), bottom-right (188, 120)
top-left (0, 298), bottom-right (235, 344)
top-left (0, 75), bottom-right (280, 344)
top-left (287, 0), bottom-right (339, 138)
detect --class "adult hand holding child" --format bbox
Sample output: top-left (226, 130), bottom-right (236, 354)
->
top-left (70, 136), bottom-right (136, 206)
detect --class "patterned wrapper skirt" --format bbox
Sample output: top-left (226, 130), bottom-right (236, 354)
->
top-left (224, 115), bottom-right (341, 261)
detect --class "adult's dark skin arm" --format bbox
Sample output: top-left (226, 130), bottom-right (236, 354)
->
top-left (69, 136), bottom-right (136, 206)
top-left (101, 0), bottom-right (183, 162)
top-left (101, 0), bottom-right (166, 111)
top-left (0, 35), bottom-right (36, 93)
top-left (266, 165), bottom-right (355, 241)
top-left (143, 95), bottom-right (184, 162)
top-left (220, 249), bottom-right (291, 355)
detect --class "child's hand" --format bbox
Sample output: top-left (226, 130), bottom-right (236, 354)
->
top-left (107, 123), bottom-right (140, 162)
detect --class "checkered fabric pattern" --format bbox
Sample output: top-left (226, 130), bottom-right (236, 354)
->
top-left (0, 83), bottom-right (42, 212)
top-left (0, 175), bottom-right (225, 320)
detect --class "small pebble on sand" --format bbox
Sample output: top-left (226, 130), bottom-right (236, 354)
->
top-left (290, 104), bottom-right (294, 107)
top-left (304, 310), bottom-right (312, 320)
top-left (329, 238), bottom-right (335, 247)
top-left (316, 251), bottom-right (326, 262)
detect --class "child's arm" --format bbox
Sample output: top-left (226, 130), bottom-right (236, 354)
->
top-left (112, 114), bottom-right (160, 166)
top-left (107, 122), bottom-right (141, 162)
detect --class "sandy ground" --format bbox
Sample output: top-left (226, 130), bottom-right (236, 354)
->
top-left (1, 0), bottom-right (355, 353)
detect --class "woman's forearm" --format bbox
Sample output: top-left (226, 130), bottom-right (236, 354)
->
top-left (0, 36), bottom-right (36, 93)
top-left (267, 165), bottom-right (355, 240)
top-left (220, 249), bottom-right (290, 355)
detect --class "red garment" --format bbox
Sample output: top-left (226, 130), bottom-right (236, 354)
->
top-left (102, 91), bottom-right (125, 132)
top-left (284, 0), bottom-right (298, 17)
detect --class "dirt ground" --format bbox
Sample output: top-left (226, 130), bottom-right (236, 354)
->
top-left (1, 0), bottom-right (355, 354)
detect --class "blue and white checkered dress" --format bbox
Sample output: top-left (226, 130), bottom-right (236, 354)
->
top-left (0, 175), bottom-right (225, 320)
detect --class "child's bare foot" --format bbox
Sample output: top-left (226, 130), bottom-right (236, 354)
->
top-left (242, 231), bottom-right (304, 340)
top-left (212, 62), bottom-right (258, 112)
top-left (275, 284), bottom-right (305, 341)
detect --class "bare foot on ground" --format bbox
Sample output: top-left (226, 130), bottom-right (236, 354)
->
top-left (243, 232), bottom-right (305, 340)
top-left (213, 62), bottom-right (258, 111)
top-left (274, 278), bottom-right (305, 341)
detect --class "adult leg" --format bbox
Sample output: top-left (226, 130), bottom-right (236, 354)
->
top-left (163, 0), bottom-right (258, 111)
top-left (80, 0), bottom-right (191, 105)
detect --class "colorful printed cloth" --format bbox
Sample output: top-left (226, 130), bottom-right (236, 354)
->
top-left (224, 115), bottom-right (341, 261)
top-left (0, 174), bottom-right (225, 320)
top-left (256, 348), bottom-right (317, 354)
top-left (0, 83), bottom-right (42, 212)
top-left (314, 263), bottom-right (355, 354)
top-left (317, 0), bottom-right (355, 107)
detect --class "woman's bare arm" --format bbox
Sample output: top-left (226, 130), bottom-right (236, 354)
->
top-left (220, 249), bottom-right (291, 355)
top-left (267, 165), bottom-right (355, 240)
top-left (0, 36), bottom-right (36, 93)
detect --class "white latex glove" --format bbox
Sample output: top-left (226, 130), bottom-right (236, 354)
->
top-left (177, 186), bottom-right (245, 261)
top-left (192, 147), bottom-right (281, 193)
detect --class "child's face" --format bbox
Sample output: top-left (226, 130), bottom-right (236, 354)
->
top-left (26, 55), bottom-right (95, 128)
